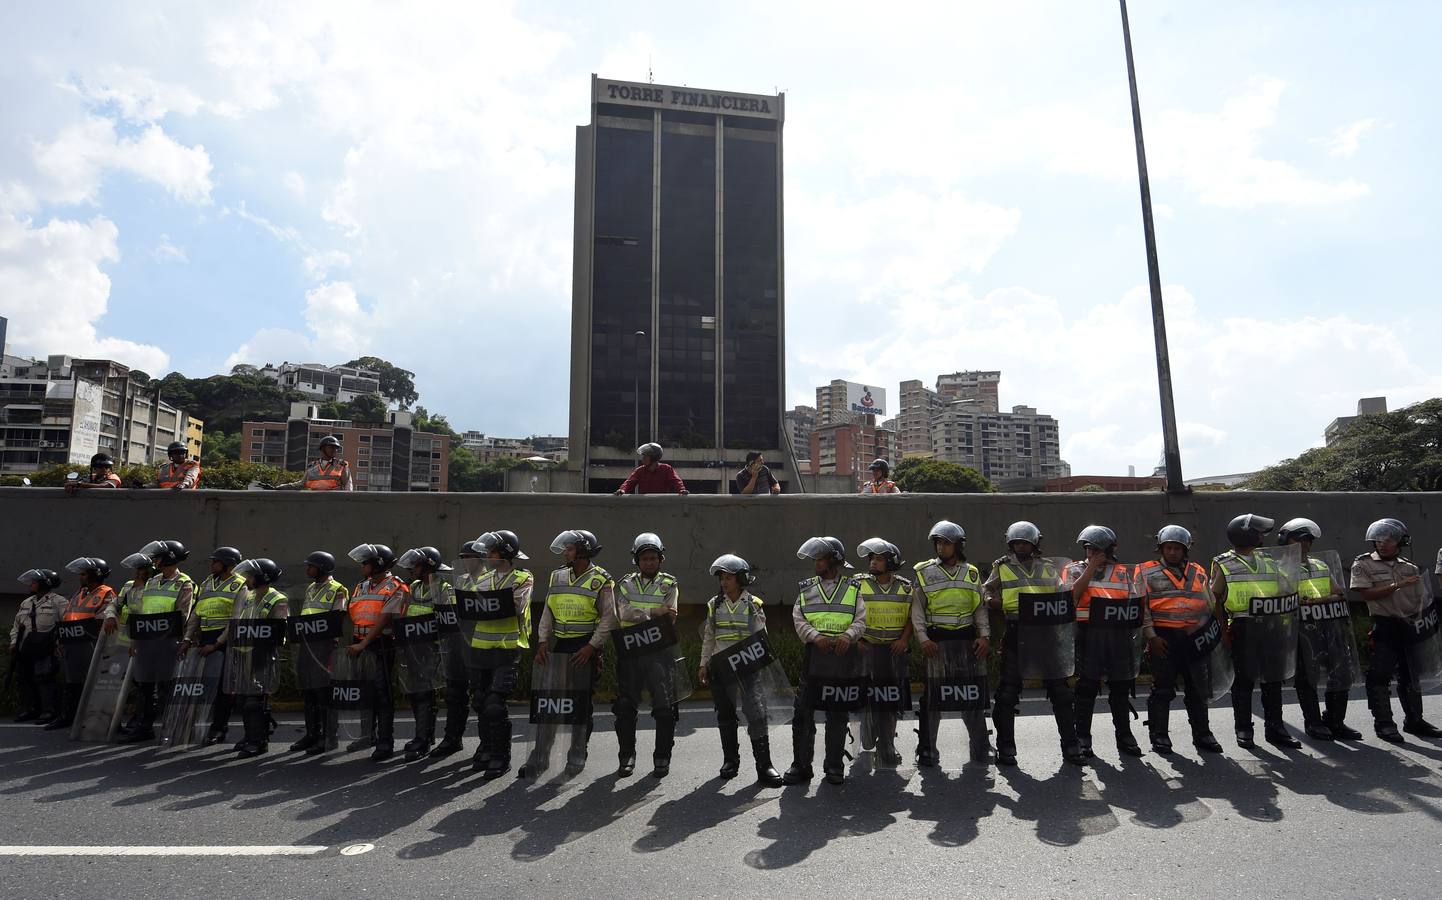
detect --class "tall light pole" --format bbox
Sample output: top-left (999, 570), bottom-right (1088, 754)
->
top-left (633, 330), bottom-right (646, 451)
top-left (1120, 0), bottom-right (1186, 494)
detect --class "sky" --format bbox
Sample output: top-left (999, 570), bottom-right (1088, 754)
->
top-left (2, 1), bottom-right (1439, 478)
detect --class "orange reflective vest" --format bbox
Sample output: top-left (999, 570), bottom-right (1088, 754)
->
top-left (1135, 560), bottom-right (1210, 629)
top-left (64, 584), bottom-right (116, 621)
top-left (1071, 562), bottom-right (1133, 623)
top-left (860, 480), bottom-right (899, 494)
top-left (156, 460), bottom-right (200, 489)
top-left (94, 473), bottom-right (122, 488)
top-left (304, 459), bottom-right (349, 491)
top-left (349, 574), bottom-right (409, 637)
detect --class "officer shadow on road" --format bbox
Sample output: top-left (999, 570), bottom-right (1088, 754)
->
top-left (905, 761), bottom-right (1000, 848)
top-left (633, 777), bottom-right (779, 854)
top-left (995, 763), bottom-right (1121, 846)
top-left (1083, 756), bottom-right (1212, 830)
top-left (744, 766), bottom-right (911, 870)
top-left (1272, 738), bottom-right (1442, 822)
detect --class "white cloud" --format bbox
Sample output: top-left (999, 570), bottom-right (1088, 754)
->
top-left (32, 117), bottom-right (213, 206)
top-left (0, 211), bottom-right (169, 373)
top-left (225, 281), bottom-right (371, 370)
top-left (1322, 117), bottom-right (1380, 159)
top-left (150, 233), bottom-right (188, 263)
top-left (282, 170), bottom-right (306, 199)
top-left (65, 66), bottom-right (205, 124)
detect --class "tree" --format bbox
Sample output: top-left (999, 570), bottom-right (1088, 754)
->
top-left (413, 406), bottom-right (458, 438)
top-left (201, 430), bottom-right (243, 465)
top-left (348, 393), bottom-right (388, 423)
top-left (1247, 398), bottom-right (1442, 491)
top-left (448, 445), bottom-right (484, 492)
top-left (345, 356), bottom-right (419, 409)
top-left (158, 370), bottom-right (302, 434)
top-left (1075, 484), bottom-right (1106, 493)
top-left (893, 457), bottom-right (994, 493)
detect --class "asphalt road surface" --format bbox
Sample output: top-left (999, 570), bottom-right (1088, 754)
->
top-left (3, 694), bottom-right (1442, 899)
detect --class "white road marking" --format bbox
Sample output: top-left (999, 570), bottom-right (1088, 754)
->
top-left (0, 845), bottom-right (329, 856)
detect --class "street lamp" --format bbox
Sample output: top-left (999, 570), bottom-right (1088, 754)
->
top-left (633, 330), bottom-right (646, 451)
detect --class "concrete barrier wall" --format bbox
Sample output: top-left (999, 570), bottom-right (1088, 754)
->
top-left (5, 487), bottom-right (1440, 609)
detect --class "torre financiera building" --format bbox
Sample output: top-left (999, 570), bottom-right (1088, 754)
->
top-left (568, 76), bottom-right (788, 494)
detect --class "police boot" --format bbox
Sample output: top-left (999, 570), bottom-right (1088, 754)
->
top-left (752, 735), bottom-right (784, 787)
top-left (915, 710), bottom-right (941, 767)
top-left (822, 717), bottom-right (849, 785)
top-left (118, 687), bottom-right (156, 742)
top-left (289, 703), bottom-right (320, 752)
top-left (33, 680), bottom-right (58, 725)
top-left (1297, 679), bottom-right (1332, 739)
top-left (1367, 682), bottom-right (1403, 743)
top-left (483, 720), bottom-right (512, 780)
top-left (965, 713), bottom-right (992, 765)
top-left (718, 722), bottom-right (741, 779)
top-left (1072, 684), bottom-right (1097, 758)
top-left (441, 680), bottom-right (469, 745)
top-left (1325, 691), bottom-right (1362, 740)
top-left (876, 711), bottom-right (903, 767)
top-left (563, 715), bottom-right (592, 777)
top-left (993, 708), bottom-right (1018, 766)
top-left (1110, 682), bottom-right (1142, 757)
top-left (1146, 697), bottom-right (1173, 754)
top-left (652, 711), bottom-right (676, 778)
top-left (1261, 683), bottom-right (1301, 749)
top-left (782, 718), bottom-right (815, 784)
top-left (404, 694), bottom-right (435, 760)
top-left (472, 718), bottom-right (492, 772)
top-left (237, 700), bottom-right (269, 757)
top-left (1401, 689), bottom-right (1442, 738)
top-left (616, 720), bottom-right (637, 777)
top-left (44, 685), bottom-right (79, 731)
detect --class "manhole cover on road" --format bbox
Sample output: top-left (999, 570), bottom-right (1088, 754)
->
top-left (340, 843), bottom-right (375, 856)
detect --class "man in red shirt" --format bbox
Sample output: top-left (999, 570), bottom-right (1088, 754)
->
top-left (615, 443), bottom-right (689, 495)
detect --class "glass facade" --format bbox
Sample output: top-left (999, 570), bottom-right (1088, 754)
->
top-left (657, 126), bottom-right (716, 447)
top-left (722, 130), bottom-right (780, 449)
top-left (589, 124), bottom-right (654, 449)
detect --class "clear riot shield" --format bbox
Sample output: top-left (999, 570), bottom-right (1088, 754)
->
top-left (1070, 562), bottom-right (1144, 681)
top-left (1238, 544), bottom-right (1302, 684)
top-left (126, 611), bottom-right (183, 682)
top-left (70, 627), bottom-right (132, 742)
top-left (1403, 570), bottom-right (1442, 690)
top-left (1016, 557), bottom-right (1076, 681)
top-left (1297, 549), bottom-right (1360, 692)
top-left (861, 641), bottom-right (912, 750)
top-left (392, 612), bottom-right (441, 694)
top-left (706, 631), bottom-right (795, 729)
top-left (159, 646), bottom-right (221, 748)
top-left (56, 618), bottom-right (102, 685)
top-left (612, 615), bottom-right (694, 716)
top-left (923, 635), bottom-right (990, 716)
top-left (288, 610), bottom-right (344, 691)
top-left (328, 648), bottom-right (379, 745)
top-left (435, 599), bottom-right (469, 683)
top-left (223, 612), bottom-right (284, 697)
top-left (455, 577), bottom-right (519, 673)
top-left (804, 643), bottom-right (867, 713)
top-left (520, 649), bottom-right (596, 781)
top-left (1179, 613), bottom-right (1234, 703)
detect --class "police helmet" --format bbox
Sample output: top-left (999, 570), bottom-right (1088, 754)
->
top-left (631, 532), bottom-right (665, 564)
top-left (856, 537), bottom-right (903, 572)
top-left (1005, 521), bottom-right (1043, 549)
top-left (1226, 514), bottom-right (1275, 549)
top-left (928, 520), bottom-right (966, 545)
top-left (398, 546), bottom-right (451, 573)
top-left (166, 441), bottom-right (187, 455)
top-left (868, 458), bottom-right (890, 475)
top-left (17, 568), bottom-right (61, 591)
top-left (1154, 525), bottom-right (1193, 551)
top-left (1077, 525), bottom-right (1118, 553)
top-left (636, 442), bottom-right (663, 461)
top-left (1278, 518), bottom-right (1322, 545)
top-left (710, 554), bottom-right (754, 587)
top-left (303, 551), bottom-right (336, 574)
top-left (208, 546), bottom-right (244, 567)
top-left (1365, 518), bottom-right (1410, 547)
top-left (120, 552), bottom-right (154, 571)
top-left (477, 530), bottom-right (527, 561)
top-left (347, 543), bottom-right (397, 569)
top-left (91, 453), bottom-right (115, 468)
top-left (235, 558), bottom-right (283, 586)
top-left (550, 530), bottom-right (602, 559)
top-left (319, 435), bottom-right (342, 450)
top-left (64, 557), bottom-right (111, 579)
top-left (142, 539), bottom-right (189, 566)
top-left (797, 536), bottom-right (853, 568)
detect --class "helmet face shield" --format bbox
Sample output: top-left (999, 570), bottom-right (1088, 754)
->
top-left (397, 548), bottom-right (426, 570)
top-left (1155, 525), bottom-right (1192, 549)
top-left (139, 539), bottom-right (168, 559)
top-left (17, 569), bottom-right (45, 586)
top-left (551, 531), bottom-right (582, 555)
top-left (121, 552), bottom-right (153, 570)
top-left (64, 558), bottom-right (93, 575)
top-left (796, 537), bottom-right (834, 561)
top-left (234, 559), bottom-right (262, 581)
top-left (928, 521), bottom-right (966, 544)
top-left (348, 544), bottom-right (379, 565)
top-left (1005, 522), bottom-right (1042, 546)
top-left (1365, 519), bottom-right (1408, 544)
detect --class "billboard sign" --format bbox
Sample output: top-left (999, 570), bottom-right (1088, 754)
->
top-left (845, 382), bottom-right (886, 418)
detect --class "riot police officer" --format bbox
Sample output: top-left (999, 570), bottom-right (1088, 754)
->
top-left (612, 533), bottom-right (682, 778)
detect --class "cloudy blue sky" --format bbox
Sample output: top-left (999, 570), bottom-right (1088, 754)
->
top-left (2, 1), bottom-right (1437, 477)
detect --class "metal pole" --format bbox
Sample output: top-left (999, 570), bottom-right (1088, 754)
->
top-left (633, 330), bottom-right (645, 450)
top-left (1120, 0), bottom-right (1186, 493)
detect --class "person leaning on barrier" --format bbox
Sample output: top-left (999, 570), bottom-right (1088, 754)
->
top-left (986, 522), bottom-right (1086, 767)
top-left (215, 559), bottom-right (290, 757)
top-left (275, 435), bottom-right (353, 491)
top-left (1282, 518), bottom-right (1362, 741)
top-left (467, 531), bottom-right (533, 779)
top-left (736, 451), bottom-right (780, 495)
top-left (1352, 518), bottom-right (1442, 744)
top-left (176, 546), bottom-right (246, 746)
top-left (9, 568), bottom-right (66, 724)
top-left (612, 532), bottom-right (681, 778)
top-left (699, 554), bottom-right (784, 787)
top-left (615, 443), bottom-right (688, 495)
top-left (1137, 526), bottom-right (1224, 754)
top-left (49, 558), bottom-right (118, 731)
top-left (148, 441), bottom-right (201, 490)
top-left (64, 453), bottom-right (123, 495)
top-left (344, 543), bottom-right (411, 760)
top-left (290, 551), bottom-right (348, 755)
top-left (860, 459), bottom-right (900, 494)
top-left (1212, 514), bottom-right (1300, 750)
top-left (785, 536), bottom-right (867, 786)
